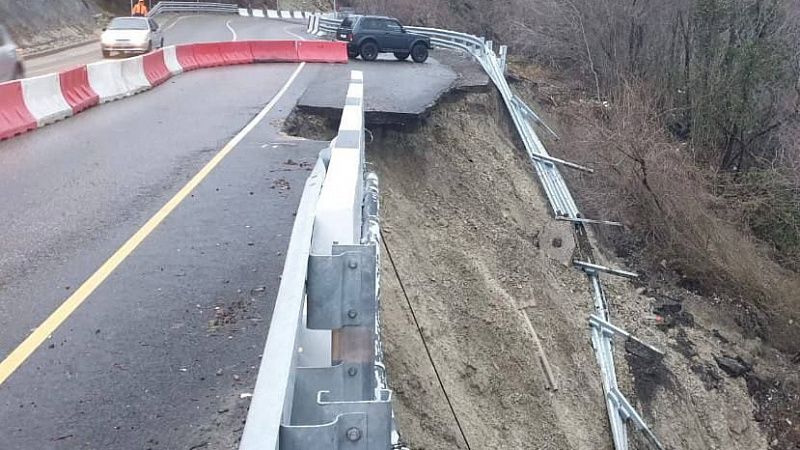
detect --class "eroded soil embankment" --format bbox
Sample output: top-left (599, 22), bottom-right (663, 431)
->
top-left (285, 84), bottom-right (792, 448)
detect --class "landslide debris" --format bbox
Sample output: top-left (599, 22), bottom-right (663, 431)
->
top-left (285, 52), bottom-right (798, 449)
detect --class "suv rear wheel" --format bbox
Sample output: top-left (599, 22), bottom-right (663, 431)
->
top-left (411, 43), bottom-right (428, 63)
top-left (359, 41), bottom-right (379, 61)
top-left (393, 52), bottom-right (409, 61)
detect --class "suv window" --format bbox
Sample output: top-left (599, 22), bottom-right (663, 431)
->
top-left (360, 18), bottom-right (383, 30)
top-left (341, 17), bottom-right (355, 28)
top-left (385, 20), bottom-right (403, 32)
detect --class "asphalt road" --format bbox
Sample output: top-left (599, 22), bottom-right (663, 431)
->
top-left (0, 14), bottom-right (479, 449)
top-left (0, 16), bottom-right (325, 450)
top-left (24, 14), bottom-right (309, 77)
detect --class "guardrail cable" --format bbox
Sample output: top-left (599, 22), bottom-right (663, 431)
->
top-left (381, 231), bottom-right (473, 450)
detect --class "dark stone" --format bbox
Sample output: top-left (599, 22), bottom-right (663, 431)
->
top-left (690, 363), bottom-right (722, 390)
top-left (714, 355), bottom-right (751, 377)
top-left (654, 300), bottom-right (694, 328)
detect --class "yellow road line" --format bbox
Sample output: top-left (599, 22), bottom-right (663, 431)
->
top-left (0, 62), bottom-right (307, 386)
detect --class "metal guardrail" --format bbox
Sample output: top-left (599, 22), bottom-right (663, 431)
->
top-left (312, 15), bottom-right (666, 450)
top-left (142, 4), bottom-right (665, 447)
top-left (149, 1), bottom-right (321, 19)
top-left (148, 1), bottom-right (238, 16)
top-left (239, 71), bottom-right (401, 450)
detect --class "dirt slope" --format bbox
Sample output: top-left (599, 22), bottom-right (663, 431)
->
top-left (367, 85), bottom-right (782, 449)
top-left (372, 88), bottom-right (609, 449)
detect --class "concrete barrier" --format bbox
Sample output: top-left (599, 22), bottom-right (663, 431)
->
top-left (120, 56), bottom-right (152, 94)
top-left (59, 66), bottom-right (99, 114)
top-left (292, 11), bottom-right (304, 19)
top-left (267, 10), bottom-right (279, 18)
top-left (192, 43), bottom-right (226, 68)
top-left (175, 44), bottom-right (200, 71)
top-left (280, 10), bottom-right (292, 19)
top-left (143, 50), bottom-right (172, 86)
top-left (20, 73), bottom-right (73, 126)
top-left (253, 9), bottom-right (264, 18)
top-left (162, 45), bottom-right (184, 75)
top-left (249, 40), bottom-right (299, 62)
top-left (0, 81), bottom-right (37, 140)
top-left (238, 7), bottom-right (249, 16)
top-left (2, 38), bottom-right (347, 141)
top-left (87, 59), bottom-right (130, 103)
top-left (220, 41), bottom-right (254, 65)
top-left (296, 41), bottom-right (348, 63)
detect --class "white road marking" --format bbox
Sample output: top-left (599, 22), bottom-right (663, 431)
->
top-left (0, 61), bottom-right (307, 386)
top-left (283, 26), bottom-right (307, 41)
top-left (163, 15), bottom-right (191, 32)
top-left (226, 20), bottom-right (238, 41)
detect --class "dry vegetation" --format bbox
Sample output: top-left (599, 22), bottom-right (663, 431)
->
top-left (345, 0), bottom-right (800, 354)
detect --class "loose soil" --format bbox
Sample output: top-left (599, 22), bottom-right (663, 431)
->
top-left (286, 61), bottom-right (799, 449)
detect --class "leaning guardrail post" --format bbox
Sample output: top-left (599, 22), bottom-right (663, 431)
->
top-left (498, 45), bottom-right (508, 74)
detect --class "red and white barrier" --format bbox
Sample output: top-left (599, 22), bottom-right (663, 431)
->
top-left (162, 46), bottom-right (184, 76)
top-left (0, 39), bottom-right (348, 141)
top-left (221, 42), bottom-right (254, 65)
top-left (250, 40), bottom-right (299, 62)
top-left (20, 73), bottom-right (73, 126)
top-left (0, 81), bottom-right (37, 140)
top-left (192, 43), bottom-right (226, 68)
top-left (87, 60), bottom-right (132, 103)
top-left (297, 41), bottom-right (348, 63)
top-left (59, 66), bottom-right (99, 114)
top-left (143, 50), bottom-right (172, 87)
top-left (121, 56), bottom-right (151, 95)
top-left (175, 45), bottom-right (200, 71)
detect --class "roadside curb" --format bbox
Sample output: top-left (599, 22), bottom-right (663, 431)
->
top-left (23, 38), bottom-right (100, 61)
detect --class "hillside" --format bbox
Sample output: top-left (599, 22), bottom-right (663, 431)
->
top-left (0, 0), bottom-right (107, 50)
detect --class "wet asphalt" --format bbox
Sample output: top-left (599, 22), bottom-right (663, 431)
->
top-left (0, 14), bottom-right (468, 449)
top-left (0, 16), bottom-right (325, 450)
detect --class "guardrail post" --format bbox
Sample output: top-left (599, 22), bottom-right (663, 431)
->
top-left (499, 45), bottom-right (508, 74)
top-left (265, 71), bottom-right (393, 450)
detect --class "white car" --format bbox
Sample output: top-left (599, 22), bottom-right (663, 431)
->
top-left (0, 25), bottom-right (24, 82)
top-left (101, 17), bottom-right (164, 58)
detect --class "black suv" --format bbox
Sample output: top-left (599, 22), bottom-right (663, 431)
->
top-left (336, 15), bottom-right (432, 63)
